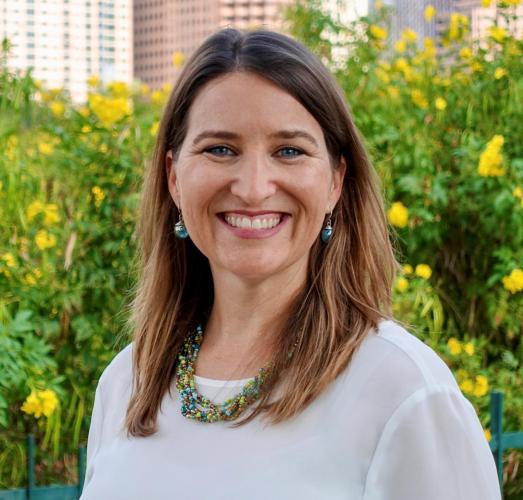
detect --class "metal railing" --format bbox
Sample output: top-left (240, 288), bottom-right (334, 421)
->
top-left (489, 390), bottom-right (523, 488)
top-left (0, 435), bottom-right (85, 500)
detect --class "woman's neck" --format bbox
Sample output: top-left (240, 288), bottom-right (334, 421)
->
top-left (194, 259), bottom-right (307, 379)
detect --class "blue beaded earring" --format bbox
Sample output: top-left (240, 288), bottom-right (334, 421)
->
top-left (174, 209), bottom-right (189, 239)
top-left (321, 211), bottom-right (333, 243)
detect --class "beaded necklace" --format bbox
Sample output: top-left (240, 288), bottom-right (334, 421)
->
top-left (174, 324), bottom-right (273, 423)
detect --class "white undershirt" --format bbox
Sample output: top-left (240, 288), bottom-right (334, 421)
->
top-left (80, 319), bottom-right (501, 500)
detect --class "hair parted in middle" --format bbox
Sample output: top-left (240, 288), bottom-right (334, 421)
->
top-left (124, 27), bottom-right (401, 437)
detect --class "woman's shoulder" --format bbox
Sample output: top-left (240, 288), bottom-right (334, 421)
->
top-left (346, 318), bottom-right (461, 402)
top-left (371, 319), bottom-right (460, 389)
top-left (97, 341), bottom-right (134, 395)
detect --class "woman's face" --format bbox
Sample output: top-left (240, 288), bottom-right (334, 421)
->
top-left (165, 71), bottom-right (346, 282)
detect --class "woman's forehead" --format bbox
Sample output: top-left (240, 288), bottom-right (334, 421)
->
top-left (184, 72), bottom-right (325, 142)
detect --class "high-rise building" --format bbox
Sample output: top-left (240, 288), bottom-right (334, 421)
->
top-left (133, 0), bottom-right (296, 90)
top-left (380, 0), bottom-right (522, 46)
top-left (0, 0), bottom-right (133, 103)
top-left (380, 0), bottom-right (453, 46)
top-left (462, 2), bottom-right (523, 41)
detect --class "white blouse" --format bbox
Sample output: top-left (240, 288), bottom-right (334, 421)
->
top-left (80, 319), bottom-right (502, 499)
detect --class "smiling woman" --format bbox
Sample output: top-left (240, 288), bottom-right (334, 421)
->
top-left (80, 28), bottom-right (501, 500)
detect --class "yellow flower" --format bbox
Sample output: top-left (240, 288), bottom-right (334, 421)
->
top-left (387, 86), bottom-right (399, 99)
top-left (375, 67), bottom-right (390, 84)
top-left (24, 273), bottom-right (37, 285)
top-left (395, 277), bottom-right (409, 292)
top-left (455, 368), bottom-right (468, 383)
top-left (27, 200), bottom-right (45, 221)
top-left (38, 142), bottom-right (54, 156)
top-left (411, 89), bottom-right (428, 109)
top-left (448, 13), bottom-right (469, 41)
top-left (402, 264), bottom-right (413, 275)
top-left (6, 136), bottom-right (18, 160)
top-left (481, 0), bottom-right (491, 5)
top-left (43, 203), bottom-right (60, 225)
top-left (92, 186), bottom-right (106, 207)
top-left (87, 74), bottom-right (100, 87)
top-left (489, 26), bottom-right (508, 43)
top-left (394, 57), bottom-right (408, 71)
top-left (463, 342), bottom-right (475, 356)
top-left (172, 51), bottom-right (185, 68)
top-left (394, 40), bottom-right (406, 53)
top-left (107, 81), bottom-right (130, 98)
top-left (401, 28), bottom-right (417, 42)
top-left (35, 230), bottom-right (57, 250)
top-left (39, 389), bottom-right (59, 417)
top-left (478, 135), bottom-right (505, 177)
top-left (422, 45), bottom-right (437, 60)
top-left (78, 106), bottom-right (90, 117)
top-left (424, 5), bottom-right (436, 22)
top-left (140, 83), bottom-right (150, 95)
top-left (1, 252), bottom-right (15, 267)
top-left (494, 67), bottom-right (507, 79)
top-left (484, 429), bottom-right (492, 442)
top-left (473, 375), bottom-right (489, 397)
top-left (387, 201), bottom-right (409, 228)
top-left (151, 90), bottom-right (165, 105)
top-left (459, 47), bottom-right (473, 59)
top-left (50, 101), bottom-right (65, 117)
top-left (21, 389), bottom-right (58, 419)
top-left (88, 93), bottom-right (131, 127)
top-left (370, 25), bottom-right (387, 40)
top-left (502, 268), bottom-right (523, 294)
top-left (150, 121), bottom-right (160, 137)
top-left (513, 186), bottom-right (523, 199)
top-left (415, 264), bottom-right (432, 279)
top-left (21, 391), bottom-right (44, 418)
top-left (460, 378), bottom-right (474, 394)
top-left (435, 97), bottom-right (447, 110)
top-left (81, 125), bottom-right (92, 134)
top-left (423, 37), bottom-right (436, 51)
top-left (470, 61), bottom-right (483, 73)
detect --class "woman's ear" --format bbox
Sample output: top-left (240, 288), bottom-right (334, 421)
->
top-left (329, 156), bottom-right (347, 207)
top-left (165, 150), bottom-right (181, 208)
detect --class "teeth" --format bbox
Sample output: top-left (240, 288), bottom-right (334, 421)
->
top-left (224, 214), bottom-right (282, 230)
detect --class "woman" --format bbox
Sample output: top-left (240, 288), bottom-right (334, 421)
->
top-left (81, 28), bottom-right (501, 499)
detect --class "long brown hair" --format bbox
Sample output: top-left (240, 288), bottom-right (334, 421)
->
top-left (124, 28), bottom-right (401, 436)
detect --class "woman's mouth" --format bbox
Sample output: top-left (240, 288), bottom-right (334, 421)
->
top-left (217, 212), bottom-right (290, 238)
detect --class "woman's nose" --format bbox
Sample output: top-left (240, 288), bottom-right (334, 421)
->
top-left (229, 153), bottom-right (277, 205)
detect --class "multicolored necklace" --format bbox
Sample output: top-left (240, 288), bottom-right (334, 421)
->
top-left (174, 324), bottom-right (272, 423)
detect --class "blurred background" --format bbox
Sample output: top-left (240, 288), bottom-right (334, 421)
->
top-left (0, 0), bottom-right (522, 496)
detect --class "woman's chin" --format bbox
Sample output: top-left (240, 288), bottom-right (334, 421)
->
top-left (211, 253), bottom-right (287, 282)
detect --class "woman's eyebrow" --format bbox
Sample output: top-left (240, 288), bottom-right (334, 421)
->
top-left (191, 129), bottom-right (319, 148)
top-left (268, 130), bottom-right (319, 148)
top-left (192, 130), bottom-right (240, 145)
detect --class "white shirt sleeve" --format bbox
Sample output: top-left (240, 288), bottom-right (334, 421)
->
top-left (362, 385), bottom-right (502, 500)
top-left (82, 380), bottom-right (105, 492)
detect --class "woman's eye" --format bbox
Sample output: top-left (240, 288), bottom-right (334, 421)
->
top-left (205, 145), bottom-right (235, 156)
top-left (277, 146), bottom-right (303, 158)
